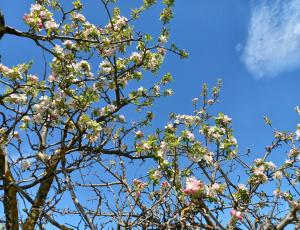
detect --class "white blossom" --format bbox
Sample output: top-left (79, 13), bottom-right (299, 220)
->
top-left (72, 13), bottom-right (86, 21)
top-left (273, 171), bottom-right (283, 179)
top-left (99, 60), bottom-right (113, 74)
top-left (30, 4), bottom-right (42, 12)
top-left (45, 21), bottom-right (59, 30)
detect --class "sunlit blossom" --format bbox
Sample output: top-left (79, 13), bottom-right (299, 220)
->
top-left (230, 209), bottom-right (243, 220)
top-left (183, 177), bottom-right (203, 195)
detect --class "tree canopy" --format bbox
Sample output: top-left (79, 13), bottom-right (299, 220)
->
top-left (1, 1), bottom-right (300, 229)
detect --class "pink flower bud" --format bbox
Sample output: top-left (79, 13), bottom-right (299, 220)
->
top-left (161, 181), bottom-right (169, 188)
top-left (230, 209), bottom-right (243, 220)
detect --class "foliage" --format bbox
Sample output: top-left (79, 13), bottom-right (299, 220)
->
top-left (0, 1), bottom-right (300, 229)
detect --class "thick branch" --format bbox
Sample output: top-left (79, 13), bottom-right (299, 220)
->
top-left (22, 150), bottom-right (65, 229)
top-left (276, 200), bottom-right (300, 230)
top-left (0, 145), bottom-right (19, 230)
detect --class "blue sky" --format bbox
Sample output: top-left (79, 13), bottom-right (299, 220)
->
top-left (166, 0), bottom-right (300, 160)
top-left (2, 0), bottom-right (300, 162)
top-left (163, 0), bottom-right (300, 162)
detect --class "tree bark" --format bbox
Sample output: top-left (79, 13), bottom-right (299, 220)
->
top-left (22, 151), bottom-right (64, 230)
top-left (0, 145), bottom-right (19, 230)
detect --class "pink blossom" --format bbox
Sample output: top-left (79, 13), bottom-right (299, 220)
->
top-left (45, 21), bottom-right (59, 30)
top-left (98, 108), bottom-right (105, 116)
top-left (230, 209), bottom-right (243, 220)
top-left (63, 40), bottom-right (73, 48)
top-left (101, 47), bottom-right (116, 57)
top-left (133, 179), bottom-right (147, 189)
top-left (185, 131), bottom-right (195, 141)
top-left (30, 4), bottom-right (42, 12)
top-left (48, 74), bottom-right (57, 82)
top-left (28, 74), bottom-right (38, 83)
top-left (183, 177), bottom-right (203, 195)
top-left (135, 130), bottom-right (144, 138)
top-left (161, 181), bottom-right (169, 188)
top-left (72, 13), bottom-right (86, 22)
top-left (159, 35), bottom-right (168, 44)
top-left (36, 19), bottom-right (43, 29)
top-left (253, 164), bottom-right (266, 176)
top-left (23, 14), bottom-right (33, 24)
top-left (39, 11), bottom-right (47, 19)
top-left (115, 16), bottom-right (127, 28)
top-left (157, 47), bottom-right (166, 55)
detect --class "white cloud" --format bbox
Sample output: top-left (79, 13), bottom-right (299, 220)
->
top-left (242, 0), bottom-right (300, 78)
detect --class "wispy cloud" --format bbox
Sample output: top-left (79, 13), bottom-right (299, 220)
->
top-left (242, 0), bottom-right (300, 78)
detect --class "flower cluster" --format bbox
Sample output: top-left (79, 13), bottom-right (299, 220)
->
top-left (130, 52), bottom-right (143, 63)
top-left (149, 169), bottom-right (162, 184)
top-left (72, 12), bottom-right (86, 22)
top-left (105, 15), bottom-right (128, 31)
top-left (145, 52), bottom-right (164, 72)
top-left (6, 93), bottom-right (27, 105)
top-left (0, 63), bottom-right (30, 80)
top-left (205, 183), bottom-right (225, 198)
top-left (99, 60), bottom-right (113, 75)
top-left (133, 179), bottom-right (147, 196)
top-left (181, 130), bottom-right (195, 141)
top-left (77, 115), bottom-right (103, 142)
top-left (32, 95), bottom-right (65, 123)
top-left (23, 4), bottom-right (58, 32)
top-left (249, 159), bottom-right (276, 185)
top-left (201, 125), bottom-right (226, 142)
top-left (157, 141), bottom-right (170, 158)
top-left (175, 114), bottom-right (199, 126)
top-left (183, 177), bottom-right (203, 196)
top-left (215, 113), bottom-right (232, 125)
top-left (233, 184), bottom-right (249, 203)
